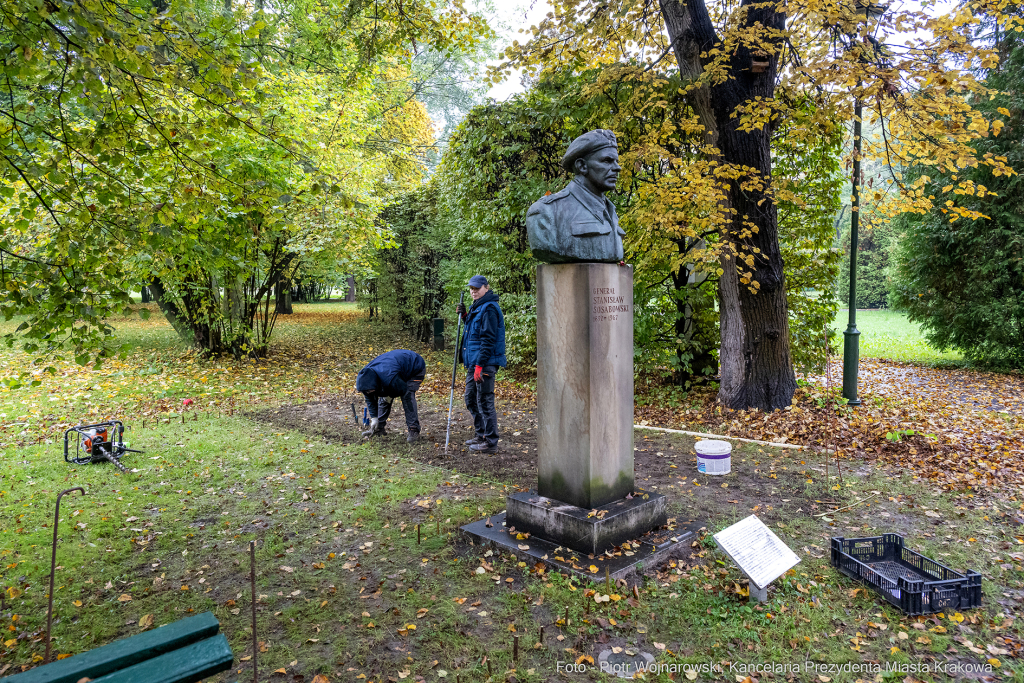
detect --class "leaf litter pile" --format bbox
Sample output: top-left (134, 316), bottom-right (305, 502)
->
top-left (637, 358), bottom-right (1024, 502)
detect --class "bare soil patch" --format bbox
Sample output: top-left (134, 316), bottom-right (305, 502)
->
top-left (249, 395), bottom-right (846, 536)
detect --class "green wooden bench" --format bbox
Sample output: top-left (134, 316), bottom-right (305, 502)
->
top-left (4, 612), bottom-right (235, 683)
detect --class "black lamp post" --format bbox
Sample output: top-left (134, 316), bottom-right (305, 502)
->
top-left (842, 0), bottom-right (887, 407)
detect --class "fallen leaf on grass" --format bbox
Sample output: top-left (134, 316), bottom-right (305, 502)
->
top-left (139, 614), bottom-right (154, 629)
top-left (117, 594), bottom-right (131, 602)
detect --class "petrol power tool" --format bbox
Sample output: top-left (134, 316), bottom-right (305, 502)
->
top-left (64, 421), bottom-right (143, 474)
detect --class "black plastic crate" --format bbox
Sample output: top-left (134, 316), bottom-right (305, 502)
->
top-left (831, 534), bottom-right (982, 615)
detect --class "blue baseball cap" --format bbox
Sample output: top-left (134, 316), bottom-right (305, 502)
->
top-left (468, 275), bottom-right (488, 288)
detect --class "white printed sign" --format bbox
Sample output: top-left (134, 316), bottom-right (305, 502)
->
top-left (713, 515), bottom-right (800, 589)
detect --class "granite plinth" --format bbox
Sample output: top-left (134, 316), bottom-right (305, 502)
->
top-left (461, 512), bottom-right (698, 582)
top-left (506, 490), bottom-right (667, 556)
top-left (536, 263), bottom-right (634, 509)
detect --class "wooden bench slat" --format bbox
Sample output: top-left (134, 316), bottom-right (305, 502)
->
top-left (3, 612), bottom-right (220, 683)
top-left (87, 634), bottom-right (234, 683)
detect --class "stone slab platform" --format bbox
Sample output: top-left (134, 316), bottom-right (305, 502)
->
top-left (506, 490), bottom-right (667, 556)
top-left (461, 513), bottom-right (700, 582)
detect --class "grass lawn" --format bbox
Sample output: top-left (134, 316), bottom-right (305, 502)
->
top-left (1, 304), bottom-right (1021, 681)
top-left (833, 309), bottom-right (964, 365)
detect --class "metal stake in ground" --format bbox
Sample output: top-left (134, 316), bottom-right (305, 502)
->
top-left (444, 291), bottom-right (466, 454)
top-left (45, 487), bottom-right (85, 664)
top-left (250, 540), bottom-right (258, 683)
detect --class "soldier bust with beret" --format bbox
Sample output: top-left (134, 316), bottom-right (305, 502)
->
top-left (526, 129), bottom-right (625, 263)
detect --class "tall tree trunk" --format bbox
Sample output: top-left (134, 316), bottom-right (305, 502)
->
top-left (148, 278), bottom-right (194, 344)
top-left (661, 0), bottom-right (796, 410)
top-left (671, 260), bottom-right (717, 383)
top-left (275, 279), bottom-right (293, 314)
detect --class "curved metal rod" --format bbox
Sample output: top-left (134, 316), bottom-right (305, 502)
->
top-left (45, 487), bottom-right (85, 664)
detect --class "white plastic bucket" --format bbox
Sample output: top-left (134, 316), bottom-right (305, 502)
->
top-left (696, 439), bottom-right (732, 475)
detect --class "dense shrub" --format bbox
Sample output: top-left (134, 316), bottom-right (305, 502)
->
top-left (889, 34), bottom-right (1024, 369)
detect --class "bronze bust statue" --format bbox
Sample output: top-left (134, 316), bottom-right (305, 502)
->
top-left (526, 129), bottom-right (625, 264)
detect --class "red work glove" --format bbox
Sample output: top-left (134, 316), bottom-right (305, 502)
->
top-left (474, 365), bottom-right (483, 382)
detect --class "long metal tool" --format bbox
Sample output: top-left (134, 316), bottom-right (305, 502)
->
top-left (45, 487), bottom-right (85, 664)
top-left (444, 291), bottom-right (466, 454)
top-left (250, 540), bottom-right (258, 683)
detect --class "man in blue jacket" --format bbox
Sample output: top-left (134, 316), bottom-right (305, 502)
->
top-left (355, 349), bottom-right (427, 443)
top-left (456, 275), bottom-right (506, 453)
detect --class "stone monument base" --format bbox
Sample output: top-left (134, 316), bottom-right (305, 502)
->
top-left (505, 490), bottom-right (667, 556)
top-left (461, 507), bottom-right (698, 582)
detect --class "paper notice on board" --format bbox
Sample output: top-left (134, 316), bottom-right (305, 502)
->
top-left (713, 515), bottom-right (800, 589)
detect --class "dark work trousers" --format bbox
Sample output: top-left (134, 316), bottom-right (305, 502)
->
top-left (464, 365), bottom-right (499, 447)
top-left (371, 373), bottom-right (424, 433)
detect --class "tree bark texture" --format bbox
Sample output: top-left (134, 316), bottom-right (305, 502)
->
top-left (275, 279), bottom-right (293, 314)
top-left (661, 0), bottom-right (797, 410)
top-left (150, 276), bottom-right (220, 353)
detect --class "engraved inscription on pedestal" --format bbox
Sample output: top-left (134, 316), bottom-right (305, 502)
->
top-left (592, 287), bottom-right (630, 322)
top-left (713, 515), bottom-right (801, 590)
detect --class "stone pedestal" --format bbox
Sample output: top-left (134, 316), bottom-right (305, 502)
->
top-left (462, 262), bottom-right (693, 575)
top-left (535, 263), bottom-right (634, 510)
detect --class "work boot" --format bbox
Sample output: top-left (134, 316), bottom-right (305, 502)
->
top-left (469, 442), bottom-right (497, 454)
top-left (465, 436), bottom-right (484, 446)
top-left (406, 430), bottom-right (420, 444)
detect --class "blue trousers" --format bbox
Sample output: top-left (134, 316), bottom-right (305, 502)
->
top-left (464, 365), bottom-right (499, 447)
